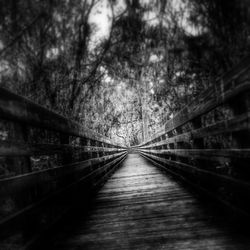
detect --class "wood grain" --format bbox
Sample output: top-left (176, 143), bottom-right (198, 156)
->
top-left (0, 87), bottom-right (123, 146)
top-left (39, 154), bottom-right (250, 250)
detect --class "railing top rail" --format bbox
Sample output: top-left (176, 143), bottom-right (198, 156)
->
top-left (138, 56), bottom-right (250, 147)
top-left (0, 87), bottom-right (124, 147)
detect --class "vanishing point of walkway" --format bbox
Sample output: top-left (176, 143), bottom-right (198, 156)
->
top-left (40, 154), bottom-right (250, 250)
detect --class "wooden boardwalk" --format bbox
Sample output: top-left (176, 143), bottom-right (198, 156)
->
top-left (40, 154), bottom-right (250, 250)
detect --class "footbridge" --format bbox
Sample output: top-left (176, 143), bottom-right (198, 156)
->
top-left (1, 57), bottom-right (250, 249)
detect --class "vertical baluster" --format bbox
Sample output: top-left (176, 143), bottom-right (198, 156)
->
top-left (191, 117), bottom-right (203, 149)
top-left (11, 123), bottom-right (31, 174)
top-left (60, 133), bottom-right (72, 165)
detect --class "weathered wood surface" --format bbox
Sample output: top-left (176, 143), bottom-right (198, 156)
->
top-left (133, 56), bottom-right (250, 216)
top-left (0, 87), bottom-right (120, 145)
top-left (0, 86), bottom-right (128, 248)
top-left (0, 142), bottom-right (126, 156)
top-left (38, 154), bottom-right (250, 250)
top-left (140, 56), bottom-right (250, 146)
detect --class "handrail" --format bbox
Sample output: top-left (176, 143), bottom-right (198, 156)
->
top-left (0, 87), bottom-right (122, 146)
top-left (134, 56), bottom-right (250, 217)
top-left (140, 56), bottom-right (250, 146)
top-left (0, 87), bottom-right (128, 246)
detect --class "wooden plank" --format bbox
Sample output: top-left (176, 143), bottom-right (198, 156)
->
top-left (0, 87), bottom-right (122, 146)
top-left (164, 71), bottom-right (250, 136)
top-left (17, 153), bottom-right (128, 250)
top-left (0, 151), bottom-right (127, 195)
top-left (139, 151), bottom-right (250, 192)
top-left (138, 148), bottom-right (250, 159)
top-left (92, 153), bottom-right (128, 188)
top-left (141, 56), bottom-right (250, 146)
top-left (141, 153), bottom-right (250, 219)
top-left (138, 112), bottom-right (250, 149)
top-left (0, 141), bottom-right (126, 156)
top-left (35, 154), bottom-right (250, 250)
top-left (0, 153), bottom-right (127, 230)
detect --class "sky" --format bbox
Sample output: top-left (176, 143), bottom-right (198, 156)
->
top-left (88, 0), bottom-right (197, 44)
top-left (89, 0), bottom-right (126, 43)
top-left (89, 0), bottom-right (112, 40)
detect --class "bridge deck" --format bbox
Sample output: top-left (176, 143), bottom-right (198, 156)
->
top-left (40, 154), bottom-right (250, 250)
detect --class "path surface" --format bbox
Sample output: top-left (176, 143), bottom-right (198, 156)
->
top-left (42, 154), bottom-right (250, 250)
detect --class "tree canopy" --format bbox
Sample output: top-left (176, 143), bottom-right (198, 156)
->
top-left (0, 0), bottom-right (249, 146)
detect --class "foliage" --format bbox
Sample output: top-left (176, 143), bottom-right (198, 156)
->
top-left (0, 0), bottom-right (249, 146)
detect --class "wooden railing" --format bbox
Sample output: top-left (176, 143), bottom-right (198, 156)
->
top-left (134, 56), bottom-right (250, 217)
top-left (0, 88), bottom-right (127, 247)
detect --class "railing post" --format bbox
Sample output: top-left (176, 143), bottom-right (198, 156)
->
top-left (60, 133), bottom-right (72, 165)
top-left (11, 124), bottom-right (31, 174)
top-left (229, 91), bottom-right (250, 180)
top-left (229, 92), bottom-right (250, 148)
top-left (191, 117), bottom-right (204, 149)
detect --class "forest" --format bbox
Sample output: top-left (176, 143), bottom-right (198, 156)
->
top-left (0, 0), bottom-right (250, 146)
